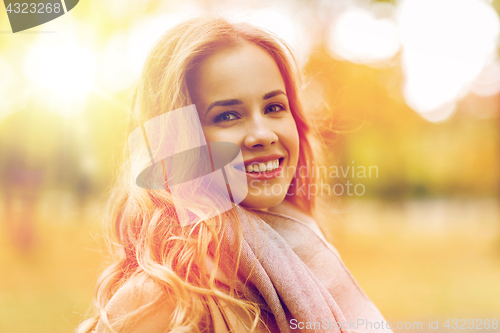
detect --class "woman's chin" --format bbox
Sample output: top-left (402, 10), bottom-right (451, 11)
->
top-left (238, 193), bottom-right (286, 211)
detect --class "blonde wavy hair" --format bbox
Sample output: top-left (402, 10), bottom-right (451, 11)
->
top-left (76, 16), bottom-right (328, 333)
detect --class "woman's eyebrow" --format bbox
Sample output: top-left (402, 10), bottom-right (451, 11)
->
top-left (205, 99), bottom-right (243, 116)
top-left (204, 90), bottom-right (286, 116)
top-left (263, 90), bottom-right (286, 100)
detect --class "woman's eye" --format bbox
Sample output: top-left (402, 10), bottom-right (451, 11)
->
top-left (265, 104), bottom-right (286, 114)
top-left (214, 111), bottom-right (239, 123)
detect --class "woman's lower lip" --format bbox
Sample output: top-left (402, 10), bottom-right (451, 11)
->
top-left (245, 164), bottom-right (283, 180)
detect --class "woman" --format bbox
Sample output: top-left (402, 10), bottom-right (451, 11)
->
top-left (77, 17), bottom-right (392, 333)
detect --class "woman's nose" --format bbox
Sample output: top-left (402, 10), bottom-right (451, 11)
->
top-left (243, 116), bottom-right (278, 149)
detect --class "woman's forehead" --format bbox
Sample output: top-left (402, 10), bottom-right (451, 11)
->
top-left (190, 42), bottom-right (286, 106)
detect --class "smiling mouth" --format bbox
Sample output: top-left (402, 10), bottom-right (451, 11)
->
top-left (234, 158), bottom-right (284, 174)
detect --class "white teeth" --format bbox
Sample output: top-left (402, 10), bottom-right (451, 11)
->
top-left (246, 159), bottom-right (280, 173)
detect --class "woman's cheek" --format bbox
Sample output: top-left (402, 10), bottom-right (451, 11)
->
top-left (204, 126), bottom-right (239, 145)
top-left (283, 120), bottom-right (300, 166)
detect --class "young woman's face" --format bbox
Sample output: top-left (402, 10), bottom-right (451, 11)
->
top-left (190, 41), bottom-right (300, 210)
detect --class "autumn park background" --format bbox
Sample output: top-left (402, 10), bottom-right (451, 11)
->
top-left (0, 0), bottom-right (499, 332)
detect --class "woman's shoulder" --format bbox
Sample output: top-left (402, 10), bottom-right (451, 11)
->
top-left (93, 274), bottom-right (174, 333)
top-left (93, 272), bottom-right (271, 333)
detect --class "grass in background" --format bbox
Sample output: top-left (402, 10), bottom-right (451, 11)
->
top-left (0, 193), bottom-right (107, 333)
top-left (331, 198), bottom-right (500, 330)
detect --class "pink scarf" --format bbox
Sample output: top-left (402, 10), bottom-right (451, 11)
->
top-left (211, 205), bottom-right (393, 333)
